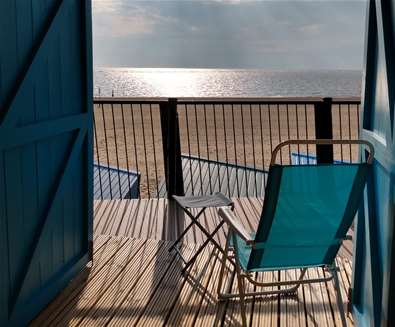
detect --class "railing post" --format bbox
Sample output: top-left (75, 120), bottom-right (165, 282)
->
top-left (314, 97), bottom-right (334, 163)
top-left (160, 98), bottom-right (184, 198)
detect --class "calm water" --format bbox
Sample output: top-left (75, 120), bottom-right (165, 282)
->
top-left (94, 68), bottom-right (361, 98)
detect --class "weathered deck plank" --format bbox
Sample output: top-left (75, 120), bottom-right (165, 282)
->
top-left (31, 237), bottom-right (354, 326)
top-left (31, 199), bottom-right (355, 326)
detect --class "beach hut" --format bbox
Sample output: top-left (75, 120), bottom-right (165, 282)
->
top-left (0, 1), bottom-right (93, 325)
top-left (94, 163), bottom-right (140, 199)
top-left (1, 0), bottom-right (395, 326)
top-left (157, 154), bottom-right (268, 198)
top-left (350, 1), bottom-right (395, 325)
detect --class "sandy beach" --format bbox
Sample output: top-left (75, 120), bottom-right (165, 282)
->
top-left (93, 102), bottom-right (360, 197)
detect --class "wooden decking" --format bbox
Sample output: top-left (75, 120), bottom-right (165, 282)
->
top-left (31, 198), bottom-right (355, 326)
top-left (93, 198), bottom-right (353, 260)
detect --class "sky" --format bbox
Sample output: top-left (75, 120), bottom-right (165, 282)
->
top-left (92, 0), bottom-right (367, 70)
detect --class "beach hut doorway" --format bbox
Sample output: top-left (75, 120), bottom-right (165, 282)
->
top-left (352, 1), bottom-right (395, 325)
top-left (0, 1), bottom-right (93, 325)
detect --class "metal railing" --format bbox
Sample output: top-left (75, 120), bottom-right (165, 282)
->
top-left (93, 98), bottom-right (167, 199)
top-left (93, 97), bottom-right (361, 199)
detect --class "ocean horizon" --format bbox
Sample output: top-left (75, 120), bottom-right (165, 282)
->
top-left (94, 68), bottom-right (362, 98)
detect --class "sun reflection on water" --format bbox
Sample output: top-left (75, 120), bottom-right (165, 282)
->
top-left (94, 68), bottom-right (361, 98)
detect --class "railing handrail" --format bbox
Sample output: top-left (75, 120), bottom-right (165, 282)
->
top-left (94, 96), bottom-right (361, 105)
top-left (94, 97), bottom-right (169, 104)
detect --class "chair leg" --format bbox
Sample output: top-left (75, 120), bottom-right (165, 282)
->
top-left (217, 233), bottom-right (231, 298)
top-left (235, 257), bottom-right (248, 327)
top-left (331, 264), bottom-right (347, 327)
top-left (229, 231), bottom-right (248, 327)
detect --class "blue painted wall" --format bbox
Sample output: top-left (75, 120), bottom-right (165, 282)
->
top-left (352, 1), bottom-right (395, 326)
top-left (0, 0), bottom-right (93, 325)
top-left (93, 163), bottom-right (140, 199)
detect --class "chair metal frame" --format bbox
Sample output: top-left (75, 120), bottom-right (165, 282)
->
top-left (216, 139), bottom-right (374, 327)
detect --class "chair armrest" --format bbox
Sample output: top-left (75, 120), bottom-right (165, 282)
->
top-left (218, 207), bottom-right (254, 245)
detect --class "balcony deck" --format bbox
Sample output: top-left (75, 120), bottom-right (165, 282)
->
top-left (31, 198), bottom-right (355, 326)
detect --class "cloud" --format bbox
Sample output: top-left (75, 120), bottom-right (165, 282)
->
top-left (208, 0), bottom-right (250, 4)
top-left (93, 1), bottom-right (178, 37)
top-left (92, 1), bottom-right (117, 14)
top-left (298, 23), bottom-right (324, 35)
top-left (93, 0), bottom-right (367, 69)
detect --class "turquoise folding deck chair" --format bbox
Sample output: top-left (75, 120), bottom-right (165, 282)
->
top-left (217, 139), bottom-right (374, 327)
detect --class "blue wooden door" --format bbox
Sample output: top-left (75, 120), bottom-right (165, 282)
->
top-left (352, 1), bottom-right (395, 326)
top-left (0, 0), bottom-right (93, 325)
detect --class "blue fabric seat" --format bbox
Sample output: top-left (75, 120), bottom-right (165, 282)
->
top-left (233, 163), bottom-right (367, 271)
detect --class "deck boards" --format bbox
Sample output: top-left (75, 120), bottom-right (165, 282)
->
top-left (92, 198), bottom-right (353, 261)
top-left (31, 198), bottom-right (355, 326)
top-left (31, 235), bottom-right (354, 326)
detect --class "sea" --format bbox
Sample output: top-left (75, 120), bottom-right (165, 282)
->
top-left (93, 68), bottom-right (362, 98)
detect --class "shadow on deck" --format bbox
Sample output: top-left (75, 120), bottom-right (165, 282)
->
top-left (31, 198), bottom-right (355, 326)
